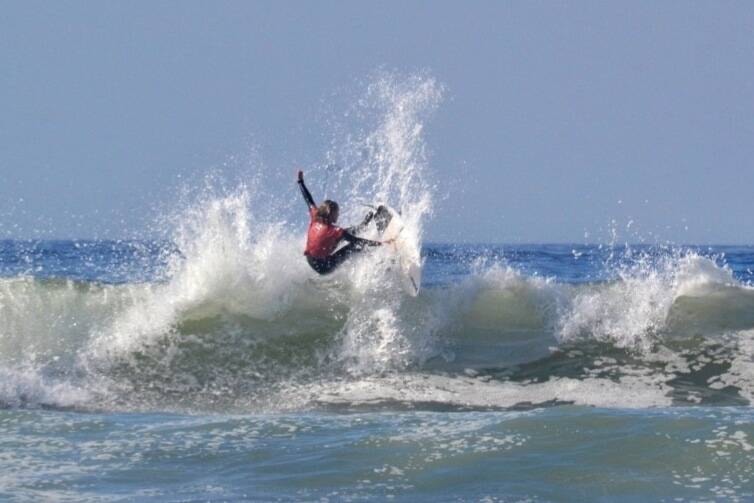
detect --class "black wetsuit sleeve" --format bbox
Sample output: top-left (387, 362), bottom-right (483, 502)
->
top-left (345, 211), bottom-right (374, 235)
top-left (298, 180), bottom-right (316, 209)
top-left (342, 231), bottom-right (381, 247)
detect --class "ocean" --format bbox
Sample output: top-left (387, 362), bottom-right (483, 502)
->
top-left (1, 75), bottom-right (753, 501)
top-left (1, 239), bottom-right (753, 502)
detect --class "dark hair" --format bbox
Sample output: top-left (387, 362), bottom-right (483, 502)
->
top-left (316, 200), bottom-right (339, 223)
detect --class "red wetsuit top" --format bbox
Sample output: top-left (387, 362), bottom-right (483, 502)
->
top-left (304, 207), bottom-right (345, 259)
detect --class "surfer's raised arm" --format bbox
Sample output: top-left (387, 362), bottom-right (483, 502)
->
top-left (297, 170), bottom-right (316, 209)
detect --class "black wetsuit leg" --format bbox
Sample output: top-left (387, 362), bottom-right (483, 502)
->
top-left (306, 241), bottom-right (371, 275)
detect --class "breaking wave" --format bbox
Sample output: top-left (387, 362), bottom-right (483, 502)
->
top-left (1, 73), bottom-right (753, 412)
top-left (2, 239), bottom-right (754, 412)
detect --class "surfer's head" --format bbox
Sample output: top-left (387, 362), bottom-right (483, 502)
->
top-left (316, 200), bottom-right (339, 224)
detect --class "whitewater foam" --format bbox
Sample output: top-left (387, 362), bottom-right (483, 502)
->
top-left (307, 372), bottom-right (674, 410)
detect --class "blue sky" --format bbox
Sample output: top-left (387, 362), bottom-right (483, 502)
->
top-left (2, 1), bottom-right (753, 243)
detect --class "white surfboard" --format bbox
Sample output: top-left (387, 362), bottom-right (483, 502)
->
top-left (376, 205), bottom-right (422, 296)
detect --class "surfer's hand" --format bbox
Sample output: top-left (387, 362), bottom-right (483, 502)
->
top-left (297, 170), bottom-right (304, 182)
top-left (382, 238), bottom-right (396, 245)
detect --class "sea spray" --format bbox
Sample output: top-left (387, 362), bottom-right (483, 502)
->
top-left (324, 73), bottom-right (444, 374)
top-left (557, 249), bottom-right (742, 349)
top-left (53, 73), bottom-right (447, 406)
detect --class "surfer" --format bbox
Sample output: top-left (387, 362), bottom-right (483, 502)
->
top-left (297, 170), bottom-right (388, 275)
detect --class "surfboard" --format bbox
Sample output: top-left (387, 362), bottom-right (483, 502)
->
top-left (374, 205), bottom-right (422, 296)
